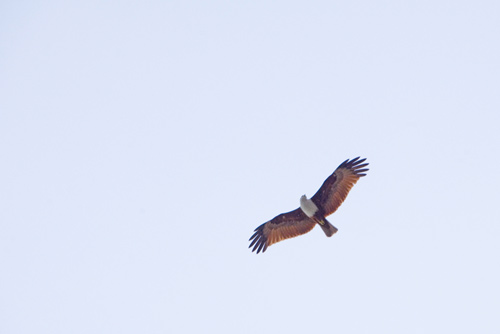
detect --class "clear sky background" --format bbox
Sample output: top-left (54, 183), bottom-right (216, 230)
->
top-left (1, 1), bottom-right (499, 333)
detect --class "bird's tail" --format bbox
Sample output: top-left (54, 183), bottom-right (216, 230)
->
top-left (318, 218), bottom-right (338, 237)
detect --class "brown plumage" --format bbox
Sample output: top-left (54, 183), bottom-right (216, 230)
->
top-left (249, 157), bottom-right (369, 254)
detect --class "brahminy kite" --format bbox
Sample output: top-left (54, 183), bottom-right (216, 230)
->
top-left (249, 157), bottom-right (369, 253)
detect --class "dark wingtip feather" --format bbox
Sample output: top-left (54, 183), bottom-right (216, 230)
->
top-left (249, 230), bottom-right (259, 241)
top-left (340, 157), bottom-right (369, 173)
top-left (248, 236), bottom-right (259, 248)
top-left (249, 223), bottom-right (268, 254)
top-left (256, 242), bottom-right (265, 254)
top-left (338, 158), bottom-right (350, 168)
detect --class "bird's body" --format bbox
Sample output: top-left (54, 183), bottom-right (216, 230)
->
top-left (249, 157), bottom-right (369, 253)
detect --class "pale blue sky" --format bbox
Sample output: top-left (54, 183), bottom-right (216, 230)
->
top-left (1, 1), bottom-right (499, 333)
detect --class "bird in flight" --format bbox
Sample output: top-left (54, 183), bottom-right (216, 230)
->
top-left (249, 157), bottom-right (369, 254)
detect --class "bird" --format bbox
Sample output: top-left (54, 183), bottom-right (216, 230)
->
top-left (249, 157), bottom-right (369, 254)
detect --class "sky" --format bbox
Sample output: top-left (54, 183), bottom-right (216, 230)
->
top-left (1, 1), bottom-right (499, 333)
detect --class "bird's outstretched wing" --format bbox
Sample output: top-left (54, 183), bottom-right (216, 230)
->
top-left (248, 208), bottom-right (316, 254)
top-left (311, 157), bottom-right (369, 217)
